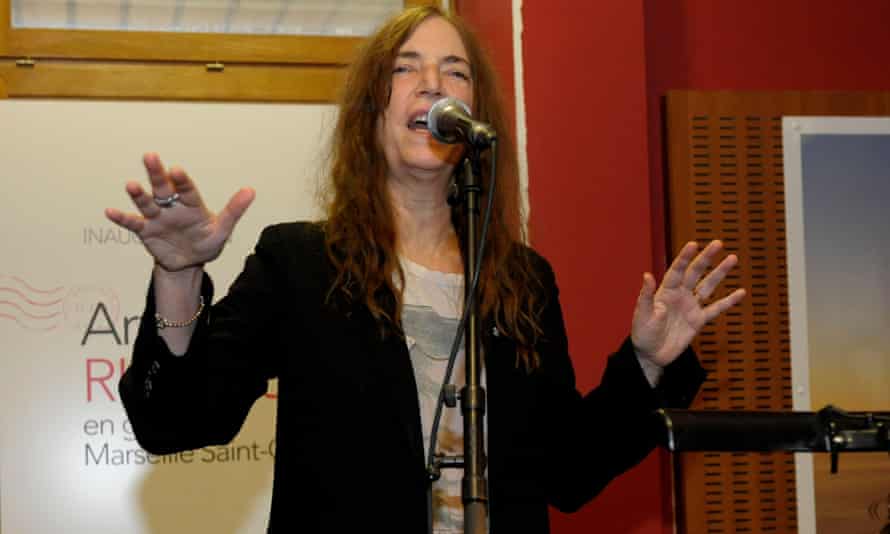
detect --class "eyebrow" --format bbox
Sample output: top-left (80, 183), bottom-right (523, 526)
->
top-left (396, 51), bottom-right (471, 68)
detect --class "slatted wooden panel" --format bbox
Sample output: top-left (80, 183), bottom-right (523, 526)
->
top-left (664, 91), bottom-right (890, 534)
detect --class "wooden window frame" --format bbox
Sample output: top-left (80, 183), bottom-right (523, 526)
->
top-left (0, 0), bottom-right (437, 101)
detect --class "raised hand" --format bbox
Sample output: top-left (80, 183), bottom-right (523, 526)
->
top-left (105, 153), bottom-right (255, 272)
top-left (630, 240), bottom-right (746, 367)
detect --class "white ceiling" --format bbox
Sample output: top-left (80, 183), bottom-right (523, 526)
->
top-left (11, 0), bottom-right (403, 36)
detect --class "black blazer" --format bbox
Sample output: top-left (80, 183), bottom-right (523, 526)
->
top-left (120, 222), bottom-right (705, 533)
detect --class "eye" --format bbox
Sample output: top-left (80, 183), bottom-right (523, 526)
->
top-left (393, 64), bottom-right (414, 74)
top-left (447, 70), bottom-right (471, 81)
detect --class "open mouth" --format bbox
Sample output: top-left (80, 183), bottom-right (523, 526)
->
top-left (407, 111), bottom-right (429, 131)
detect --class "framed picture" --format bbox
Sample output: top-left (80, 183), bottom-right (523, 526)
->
top-left (783, 116), bottom-right (890, 533)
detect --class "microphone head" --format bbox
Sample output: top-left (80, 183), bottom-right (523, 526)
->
top-left (427, 97), bottom-right (472, 144)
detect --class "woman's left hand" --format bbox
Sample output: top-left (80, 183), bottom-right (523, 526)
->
top-left (631, 240), bottom-right (746, 367)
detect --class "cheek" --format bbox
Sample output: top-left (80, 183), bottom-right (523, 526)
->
top-left (450, 82), bottom-right (473, 109)
top-left (375, 118), bottom-right (401, 162)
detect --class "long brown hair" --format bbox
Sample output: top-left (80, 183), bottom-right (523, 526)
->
top-left (322, 6), bottom-right (544, 368)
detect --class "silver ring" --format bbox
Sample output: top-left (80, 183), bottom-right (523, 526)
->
top-left (153, 193), bottom-right (180, 208)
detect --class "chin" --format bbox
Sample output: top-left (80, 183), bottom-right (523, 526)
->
top-left (408, 159), bottom-right (453, 174)
top-left (405, 146), bottom-right (462, 170)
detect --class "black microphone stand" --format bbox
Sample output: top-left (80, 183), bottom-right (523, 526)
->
top-left (458, 148), bottom-right (488, 534)
top-left (426, 143), bottom-right (494, 534)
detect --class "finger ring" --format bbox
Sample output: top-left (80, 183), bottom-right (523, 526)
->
top-left (154, 193), bottom-right (180, 208)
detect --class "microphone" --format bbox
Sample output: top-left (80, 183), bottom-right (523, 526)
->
top-left (427, 97), bottom-right (497, 148)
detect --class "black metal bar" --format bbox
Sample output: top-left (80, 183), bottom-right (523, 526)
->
top-left (657, 406), bottom-right (890, 454)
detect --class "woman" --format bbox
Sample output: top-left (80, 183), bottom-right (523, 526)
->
top-left (107, 6), bottom-right (744, 533)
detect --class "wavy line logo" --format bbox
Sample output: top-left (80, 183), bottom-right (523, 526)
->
top-left (0, 275), bottom-right (120, 333)
top-left (0, 275), bottom-right (65, 331)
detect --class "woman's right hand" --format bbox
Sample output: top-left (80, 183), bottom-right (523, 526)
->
top-left (105, 153), bottom-right (255, 272)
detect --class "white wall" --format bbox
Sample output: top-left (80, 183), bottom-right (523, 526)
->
top-left (0, 99), bottom-right (334, 533)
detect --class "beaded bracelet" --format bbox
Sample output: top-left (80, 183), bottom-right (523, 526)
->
top-left (155, 296), bottom-right (205, 330)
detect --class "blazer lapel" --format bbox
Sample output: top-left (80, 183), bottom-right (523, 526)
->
top-left (378, 332), bottom-right (426, 466)
top-left (351, 304), bottom-right (426, 470)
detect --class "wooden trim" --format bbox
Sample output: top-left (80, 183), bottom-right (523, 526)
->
top-left (0, 60), bottom-right (345, 102)
top-left (7, 29), bottom-right (364, 64)
top-left (0, 0), bottom-right (9, 55)
top-left (3, 0), bottom-right (439, 64)
top-left (0, 0), bottom-right (439, 100)
top-left (0, 75), bottom-right (7, 97)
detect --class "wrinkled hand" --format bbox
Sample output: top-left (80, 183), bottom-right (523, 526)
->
top-left (104, 153), bottom-right (254, 272)
top-left (631, 240), bottom-right (745, 367)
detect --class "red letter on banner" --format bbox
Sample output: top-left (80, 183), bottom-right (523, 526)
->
top-left (86, 358), bottom-right (116, 402)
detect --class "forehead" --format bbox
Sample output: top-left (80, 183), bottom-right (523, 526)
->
top-left (398, 16), bottom-right (469, 60)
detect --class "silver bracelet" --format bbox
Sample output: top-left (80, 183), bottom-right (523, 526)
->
top-left (155, 296), bottom-right (205, 330)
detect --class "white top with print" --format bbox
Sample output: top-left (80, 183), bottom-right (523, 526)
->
top-left (400, 256), bottom-right (481, 534)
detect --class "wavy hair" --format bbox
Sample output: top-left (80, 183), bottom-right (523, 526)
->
top-left (322, 6), bottom-right (544, 369)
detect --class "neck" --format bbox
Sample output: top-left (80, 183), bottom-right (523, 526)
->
top-left (387, 174), bottom-right (462, 274)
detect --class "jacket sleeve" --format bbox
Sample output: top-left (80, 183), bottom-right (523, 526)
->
top-left (530, 255), bottom-right (706, 512)
top-left (119, 225), bottom-right (289, 455)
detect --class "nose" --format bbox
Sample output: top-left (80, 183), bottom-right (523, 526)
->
top-left (417, 64), bottom-right (443, 99)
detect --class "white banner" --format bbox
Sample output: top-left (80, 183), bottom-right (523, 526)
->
top-left (0, 99), bottom-right (333, 533)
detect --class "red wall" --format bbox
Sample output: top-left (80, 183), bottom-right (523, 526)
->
top-left (460, 1), bottom-right (890, 533)
top-left (454, 0), bottom-right (516, 130)
top-left (520, 2), bottom-right (666, 532)
top-left (645, 0), bottom-right (890, 269)
top-left (459, 1), bottom-right (669, 533)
